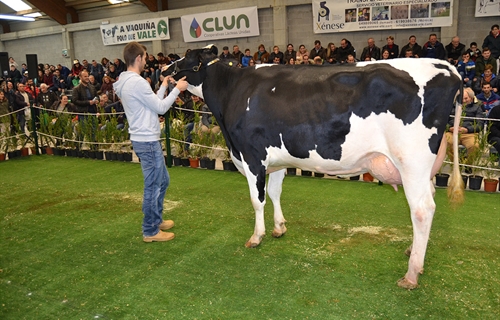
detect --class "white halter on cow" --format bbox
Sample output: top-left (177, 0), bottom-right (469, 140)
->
top-left (165, 45), bottom-right (464, 289)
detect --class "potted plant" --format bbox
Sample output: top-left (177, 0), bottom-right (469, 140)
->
top-left (435, 154), bottom-right (451, 187)
top-left (483, 152), bottom-right (499, 192)
top-left (466, 122), bottom-right (491, 190)
top-left (168, 113), bottom-right (187, 166)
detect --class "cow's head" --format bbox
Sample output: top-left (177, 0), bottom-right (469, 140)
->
top-left (162, 45), bottom-right (219, 87)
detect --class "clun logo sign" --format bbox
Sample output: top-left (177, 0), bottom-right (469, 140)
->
top-left (190, 18), bottom-right (202, 38)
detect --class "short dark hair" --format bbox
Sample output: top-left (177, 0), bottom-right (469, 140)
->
top-left (314, 40), bottom-right (321, 45)
top-left (491, 24), bottom-right (499, 30)
top-left (482, 82), bottom-right (491, 87)
top-left (123, 41), bottom-right (147, 67)
top-left (483, 47), bottom-right (491, 52)
top-left (470, 42), bottom-right (477, 47)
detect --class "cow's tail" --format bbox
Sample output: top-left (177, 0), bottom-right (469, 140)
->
top-left (447, 91), bottom-right (465, 206)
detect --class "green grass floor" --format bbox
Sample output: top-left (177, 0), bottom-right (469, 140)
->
top-left (0, 156), bottom-right (499, 319)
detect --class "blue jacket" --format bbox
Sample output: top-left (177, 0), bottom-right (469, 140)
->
top-left (476, 91), bottom-right (500, 112)
top-left (456, 60), bottom-right (475, 80)
top-left (241, 55), bottom-right (252, 67)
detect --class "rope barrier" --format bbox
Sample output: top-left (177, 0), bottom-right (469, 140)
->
top-left (32, 104), bottom-right (126, 116)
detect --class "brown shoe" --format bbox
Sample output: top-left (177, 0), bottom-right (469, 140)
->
top-left (143, 231), bottom-right (175, 242)
top-left (159, 220), bottom-right (174, 230)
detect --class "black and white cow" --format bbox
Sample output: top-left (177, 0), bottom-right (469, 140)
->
top-left (165, 45), bottom-right (464, 289)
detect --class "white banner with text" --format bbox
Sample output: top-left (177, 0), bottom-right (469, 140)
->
top-left (312, 0), bottom-right (453, 33)
top-left (181, 6), bottom-right (259, 43)
top-left (100, 18), bottom-right (170, 46)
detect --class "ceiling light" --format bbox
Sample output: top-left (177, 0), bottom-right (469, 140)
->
top-left (0, 0), bottom-right (31, 12)
top-left (108, 0), bottom-right (130, 4)
top-left (23, 12), bottom-right (42, 18)
top-left (0, 14), bottom-right (35, 21)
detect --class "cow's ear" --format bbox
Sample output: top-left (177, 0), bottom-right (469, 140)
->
top-left (210, 45), bottom-right (218, 56)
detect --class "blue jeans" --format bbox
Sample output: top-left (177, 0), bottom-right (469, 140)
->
top-left (132, 140), bottom-right (170, 237)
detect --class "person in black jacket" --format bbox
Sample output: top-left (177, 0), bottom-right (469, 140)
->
top-left (382, 36), bottom-right (399, 59)
top-left (336, 38), bottom-right (356, 63)
top-left (487, 102), bottom-right (500, 155)
top-left (445, 36), bottom-right (466, 66)
top-left (7, 65), bottom-right (22, 86)
top-left (421, 34), bottom-right (446, 60)
top-left (399, 35), bottom-right (422, 58)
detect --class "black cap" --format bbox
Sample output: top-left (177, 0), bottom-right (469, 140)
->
top-left (223, 46), bottom-right (229, 50)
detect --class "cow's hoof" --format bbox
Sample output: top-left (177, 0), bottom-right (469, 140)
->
top-left (245, 235), bottom-right (263, 248)
top-left (404, 245), bottom-right (412, 257)
top-left (419, 268), bottom-right (424, 275)
top-left (397, 277), bottom-right (418, 290)
top-left (272, 225), bottom-right (287, 238)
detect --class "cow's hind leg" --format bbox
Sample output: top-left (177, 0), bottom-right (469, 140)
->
top-left (398, 178), bottom-right (436, 289)
top-left (268, 169), bottom-right (287, 238)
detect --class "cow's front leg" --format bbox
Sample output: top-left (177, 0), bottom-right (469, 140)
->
top-left (268, 169), bottom-right (287, 238)
top-left (241, 158), bottom-right (267, 248)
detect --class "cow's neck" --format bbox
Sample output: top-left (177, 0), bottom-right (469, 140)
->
top-left (201, 62), bottom-right (244, 157)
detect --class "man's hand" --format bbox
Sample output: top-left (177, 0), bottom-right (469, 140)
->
top-left (175, 76), bottom-right (188, 91)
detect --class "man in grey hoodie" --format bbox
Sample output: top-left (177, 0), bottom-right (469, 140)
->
top-left (114, 42), bottom-right (188, 242)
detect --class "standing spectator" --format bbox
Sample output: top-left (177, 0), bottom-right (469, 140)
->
top-left (325, 42), bottom-right (338, 64)
top-left (241, 49), bottom-right (253, 67)
top-left (421, 34), bottom-right (446, 60)
top-left (89, 60), bottom-right (104, 84)
top-left (475, 47), bottom-right (497, 79)
top-left (0, 90), bottom-right (8, 117)
top-left (445, 36), bottom-right (466, 66)
top-left (360, 38), bottom-right (381, 61)
top-left (269, 46), bottom-right (284, 64)
top-left (13, 83), bottom-right (33, 132)
top-left (466, 42), bottom-right (482, 62)
top-left (283, 44), bottom-right (296, 64)
top-left (219, 46), bottom-right (234, 60)
top-left (296, 44), bottom-right (309, 64)
top-left (482, 24), bottom-right (500, 62)
top-left (457, 52), bottom-right (475, 87)
top-left (113, 42), bottom-right (188, 242)
top-left (309, 40), bottom-right (326, 60)
top-left (382, 36), bottom-right (399, 59)
top-left (36, 70), bottom-right (44, 87)
top-left (337, 38), bottom-right (356, 63)
top-left (476, 82), bottom-right (500, 114)
top-left (72, 70), bottom-right (98, 115)
top-left (9, 57), bottom-right (18, 69)
top-left (232, 45), bottom-right (243, 66)
top-left (7, 65), bottom-right (22, 86)
top-left (253, 44), bottom-right (270, 64)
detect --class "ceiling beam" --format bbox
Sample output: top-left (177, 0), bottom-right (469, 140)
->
top-left (27, 0), bottom-right (79, 25)
top-left (139, 0), bottom-right (168, 12)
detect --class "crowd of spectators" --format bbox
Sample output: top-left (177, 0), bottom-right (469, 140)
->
top-left (0, 24), bottom-right (499, 158)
